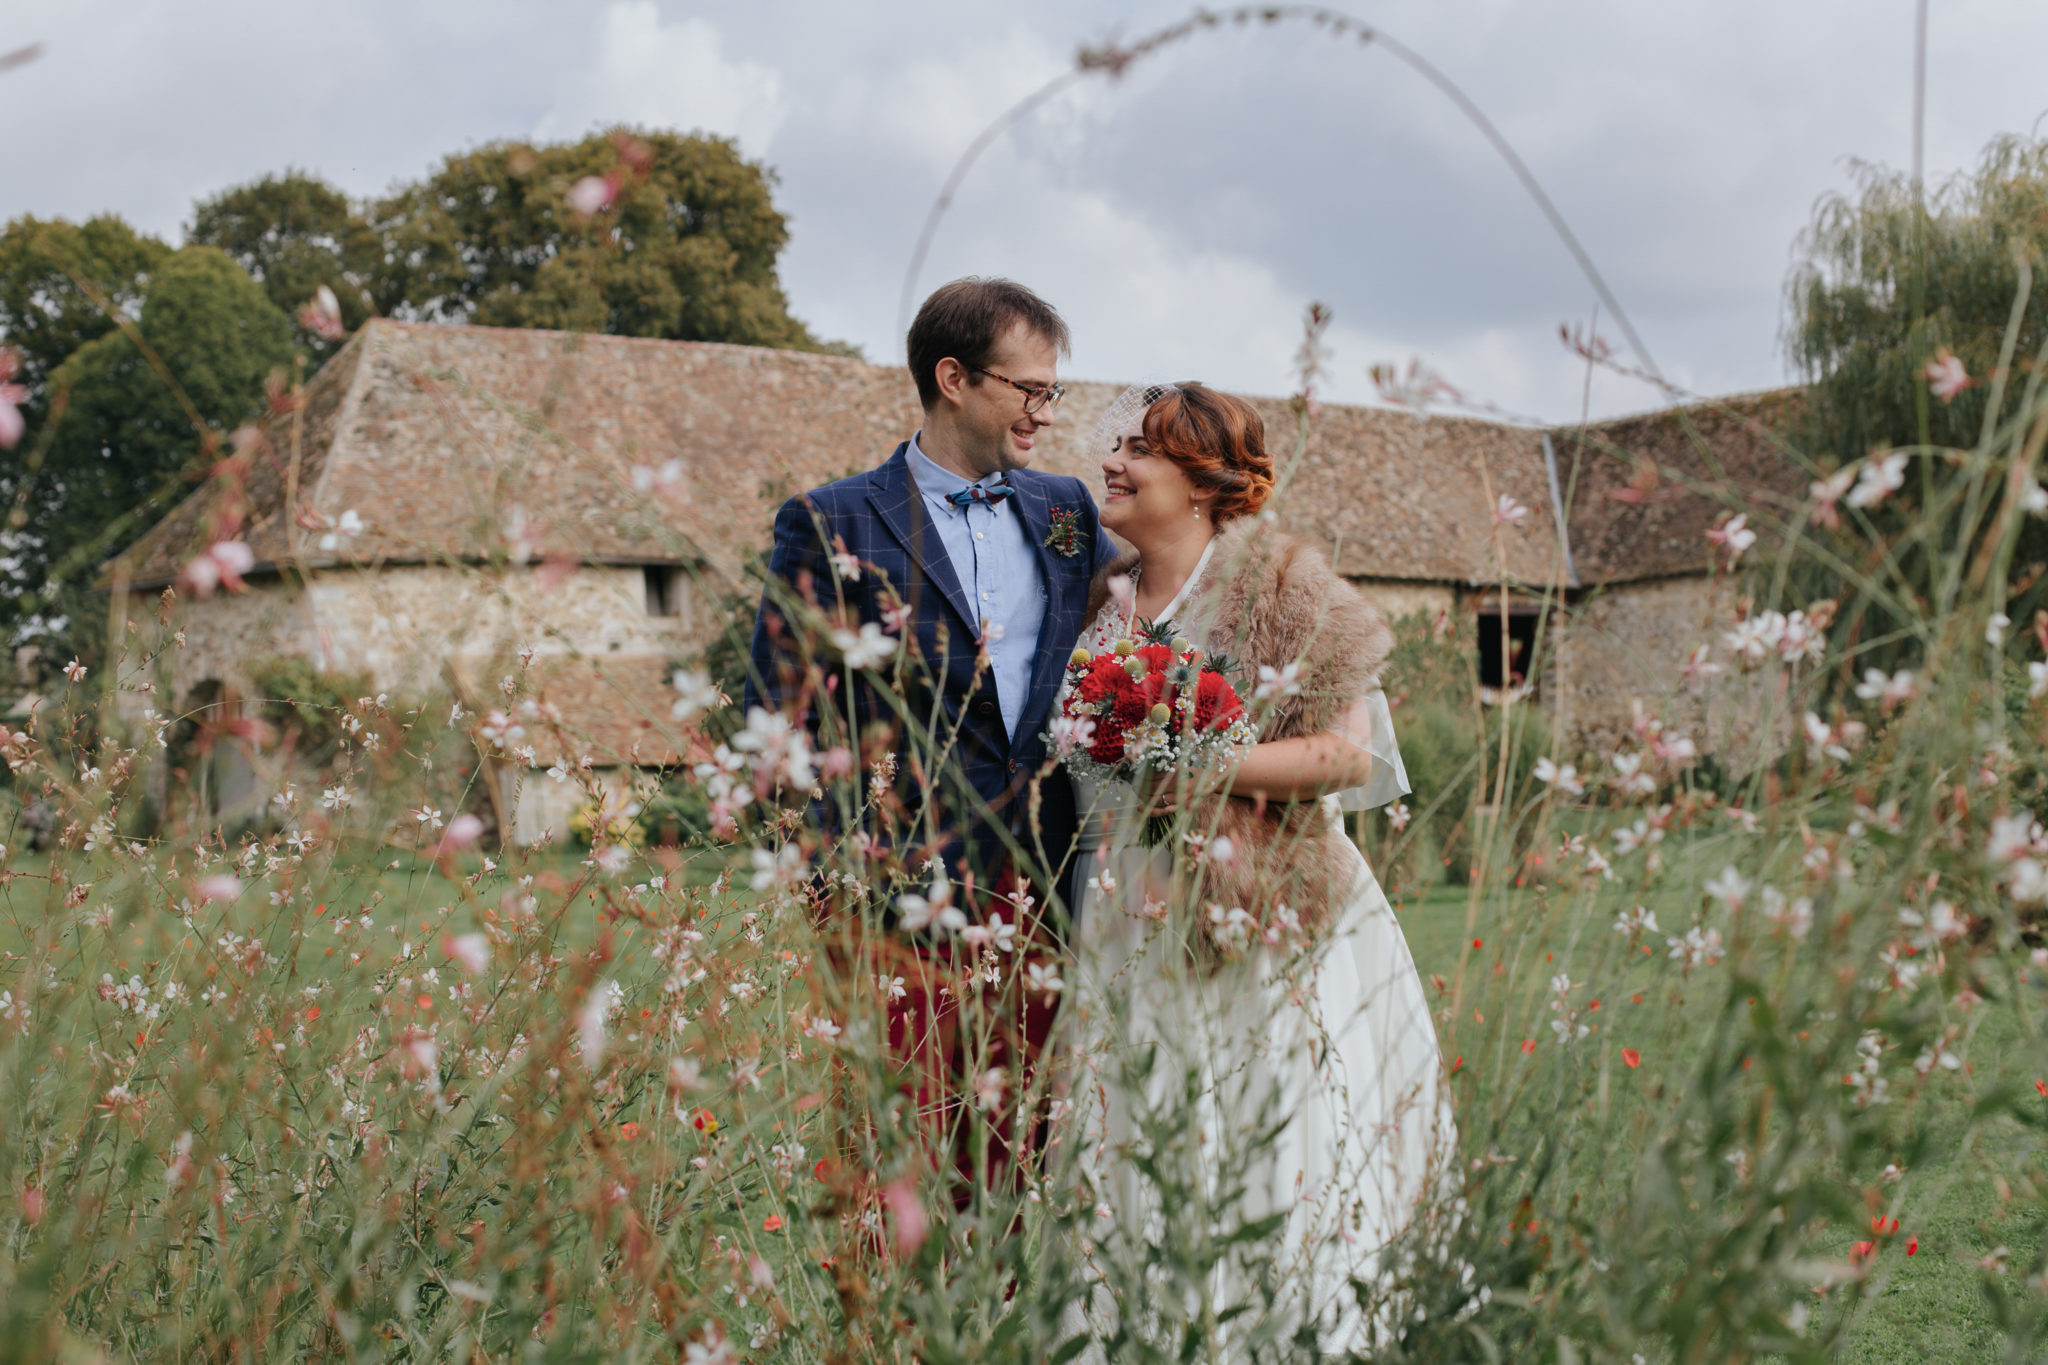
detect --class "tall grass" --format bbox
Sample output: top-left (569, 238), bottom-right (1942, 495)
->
top-left (0, 302), bottom-right (2043, 1360)
top-left (6, 13), bottom-right (2048, 1360)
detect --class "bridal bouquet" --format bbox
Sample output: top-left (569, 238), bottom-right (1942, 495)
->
top-left (1050, 624), bottom-right (1258, 840)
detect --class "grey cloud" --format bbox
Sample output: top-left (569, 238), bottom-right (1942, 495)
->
top-left (5, 0), bottom-right (2048, 421)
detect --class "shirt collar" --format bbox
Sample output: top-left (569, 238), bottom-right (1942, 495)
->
top-left (907, 432), bottom-right (1009, 513)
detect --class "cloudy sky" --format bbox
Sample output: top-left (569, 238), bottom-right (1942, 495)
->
top-left (7, 1), bottom-right (2048, 422)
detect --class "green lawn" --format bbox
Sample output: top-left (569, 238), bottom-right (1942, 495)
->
top-left (1389, 879), bottom-right (2046, 1362)
top-left (5, 831), bottom-right (2043, 1359)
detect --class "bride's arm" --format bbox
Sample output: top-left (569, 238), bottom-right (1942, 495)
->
top-left (1220, 695), bottom-right (1376, 803)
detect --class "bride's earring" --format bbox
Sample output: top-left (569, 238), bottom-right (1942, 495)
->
top-left (1191, 496), bottom-right (1202, 519)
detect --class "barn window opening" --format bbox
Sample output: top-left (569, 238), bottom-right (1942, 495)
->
top-left (1477, 608), bottom-right (1541, 704)
top-left (643, 565), bottom-right (689, 622)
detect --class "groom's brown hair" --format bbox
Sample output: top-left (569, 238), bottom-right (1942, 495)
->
top-left (907, 277), bottom-right (1070, 409)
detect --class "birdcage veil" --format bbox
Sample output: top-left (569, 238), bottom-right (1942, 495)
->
top-left (1090, 381), bottom-right (1180, 458)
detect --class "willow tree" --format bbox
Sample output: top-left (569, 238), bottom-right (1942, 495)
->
top-left (1784, 133), bottom-right (2048, 673)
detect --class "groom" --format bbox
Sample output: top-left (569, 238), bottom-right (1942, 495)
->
top-left (744, 278), bottom-right (1120, 1174)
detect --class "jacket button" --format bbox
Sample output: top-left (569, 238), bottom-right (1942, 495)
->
top-left (977, 700), bottom-right (996, 717)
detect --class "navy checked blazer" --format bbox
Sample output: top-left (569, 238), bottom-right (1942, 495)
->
top-left (744, 443), bottom-right (1121, 899)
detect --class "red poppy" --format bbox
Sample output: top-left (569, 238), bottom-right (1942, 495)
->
top-left (1622, 1048), bottom-right (1641, 1068)
top-left (1520, 1039), bottom-right (1537, 1054)
top-left (763, 1214), bottom-right (783, 1232)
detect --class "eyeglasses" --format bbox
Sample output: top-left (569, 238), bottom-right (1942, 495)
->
top-left (970, 366), bottom-right (1066, 414)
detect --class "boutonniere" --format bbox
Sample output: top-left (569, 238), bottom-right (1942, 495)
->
top-left (1043, 505), bottom-right (1083, 558)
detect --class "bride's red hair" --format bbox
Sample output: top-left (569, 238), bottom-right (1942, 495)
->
top-left (1141, 384), bottom-right (1276, 523)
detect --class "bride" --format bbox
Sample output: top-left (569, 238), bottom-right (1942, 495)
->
top-left (1056, 382), bottom-right (1455, 1353)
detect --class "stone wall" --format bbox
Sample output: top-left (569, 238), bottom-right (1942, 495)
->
top-left (1352, 578), bottom-right (1458, 627)
top-left (303, 563), bottom-right (698, 694)
top-left (114, 578), bottom-right (316, 717)
top-left (123, 557), bottom-right (1780, 841)
top-left (115, 562), bottom-right (705, 845)
top-left (122, 562), bottom-right (700, 705)
top-left (1339, 572), bottom-right (1775, 763)
top-left (1546, 575), bottom-right (1714, 757)
top-left (1549, 574), bottom-right (1779, 764)
top-left (501, 764), bottom-right (641, 846)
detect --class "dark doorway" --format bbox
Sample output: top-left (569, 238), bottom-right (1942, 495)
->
top-left (1476, 608), bottom-right (1541, 698)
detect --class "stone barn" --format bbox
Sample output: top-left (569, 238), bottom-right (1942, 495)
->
top-left (109, 319), bottom-right (1798, 841)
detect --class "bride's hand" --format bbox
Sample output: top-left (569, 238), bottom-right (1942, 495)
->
top-left (1137, 770), bottom-right (1180, 818)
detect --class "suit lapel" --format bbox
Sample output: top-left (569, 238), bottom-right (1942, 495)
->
top-left (1011, 474), bottom-right (1078, 746)
top-left (867, 446), bottom-right (977, 638)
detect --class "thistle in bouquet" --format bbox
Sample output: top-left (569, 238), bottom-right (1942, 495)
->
top-left (1050, 619), bottom-right (1257, 845)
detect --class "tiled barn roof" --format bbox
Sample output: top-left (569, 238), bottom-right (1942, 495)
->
top-left (114, 319), bottom-right (1799, 592)
top-left (1552, 389), bottom-right (1808, 585)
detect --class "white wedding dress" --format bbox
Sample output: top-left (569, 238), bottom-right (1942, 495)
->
top-left (1058, 542), bottom-right (1455, 1356)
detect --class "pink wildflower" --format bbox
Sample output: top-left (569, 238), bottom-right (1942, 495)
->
top-left (297, 285), bottom-right (345, 342)
top-left (437, 812), bottom-right (485, 853)
top-left (195, 874), bottom-right (242, 903)
top-left (442, 932), bottom-right (490, 975)
top-left (1810, 467), bottom-right (1854, 528)
top-left (1493, 494), bottom-right (1531, 530)
top-left (1924, 349), bottom-right (1968, 401)
top-left (567, 173), bottom-right (620, 218)
top-left (1370, 357), bottom-right (1461, 412)
top-left (1846, 452), bottom-right (1909, 510)
top-left (576, 979), bottom-right (619, 1071)
top-left (1705, 513), bottom-right (1756, 566)
top-left (973, 1067), bottom-right (1007, 1111)
top-left (0, 347), bottom-right (25, 449)
top-left (180, 540), bottom-right (255, 597)
top-left (882, 1176), bottom-right (928, 1255)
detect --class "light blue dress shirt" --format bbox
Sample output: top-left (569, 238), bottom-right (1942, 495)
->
top-left (906, 433), bottom-right (1047, 742)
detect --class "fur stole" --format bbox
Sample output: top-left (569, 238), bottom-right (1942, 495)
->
top-left (1087, 518), bottom-right (1393, 948)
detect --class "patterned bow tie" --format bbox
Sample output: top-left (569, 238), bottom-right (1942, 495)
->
top-left (946, 478), bottom-right (1016, 508)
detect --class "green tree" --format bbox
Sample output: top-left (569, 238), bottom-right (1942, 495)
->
top-left (187, 171), bottom-right (382, 362)
top-left (13, 247), bottom-right (292, 660)
top-left (375, 128), bottom-right (843, 351)
top-left (189, 130), bottom-right (849, 356)
top-left (1784, 133), bottom-right (2048, 666)
top-left (0, 215), bottom-right (170, 407)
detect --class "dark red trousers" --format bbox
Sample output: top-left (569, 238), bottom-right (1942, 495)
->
top-left (879, 871), bottom-right (1062, 1201)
